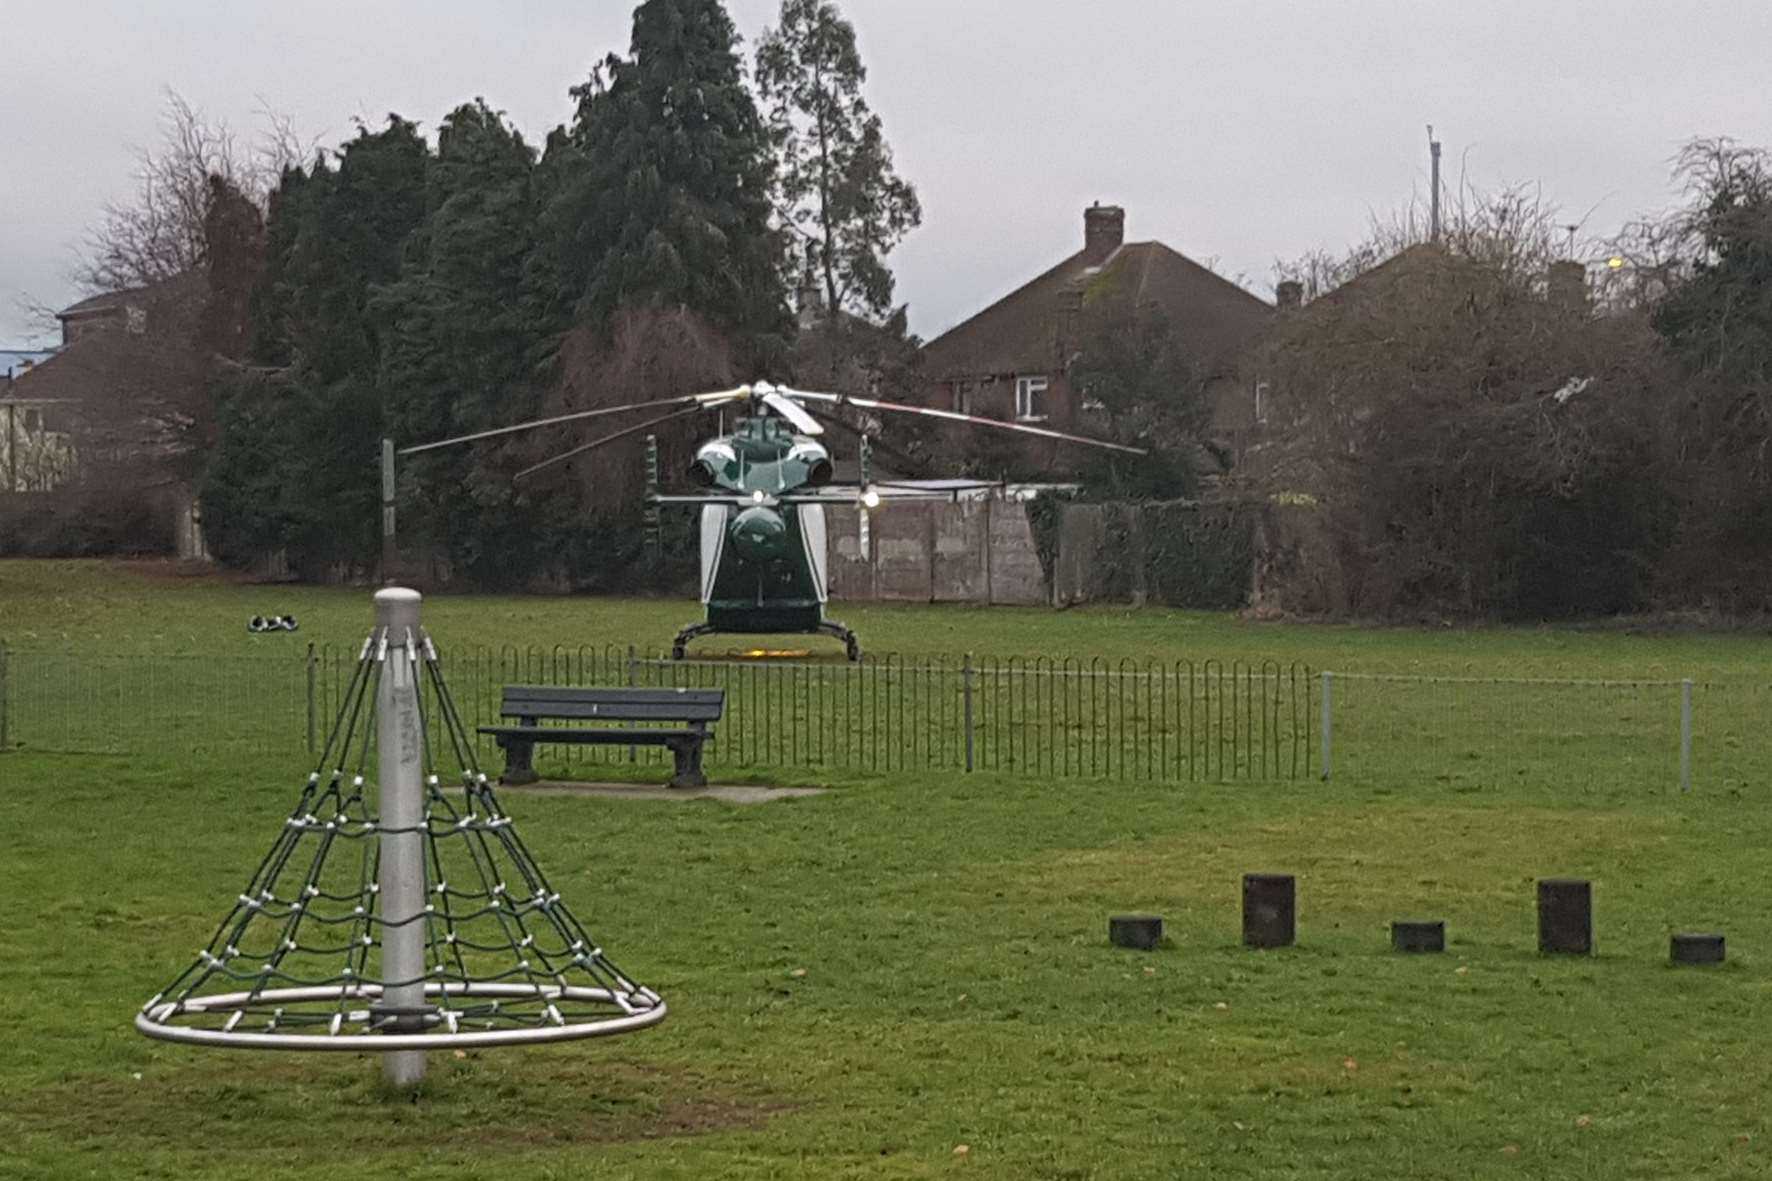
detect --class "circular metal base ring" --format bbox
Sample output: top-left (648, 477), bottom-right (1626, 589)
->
top-left (137, 982), bottom-right (667, 1051)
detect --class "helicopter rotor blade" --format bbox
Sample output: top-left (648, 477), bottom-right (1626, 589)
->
top-left (755, 386), bottom-right (825, 436)
top-left (511, 405), bottom-right (707, 480)
top-left (777, 386), bottom-right (1147, 456)
top-left (400, 387), bottom-right (747, 456)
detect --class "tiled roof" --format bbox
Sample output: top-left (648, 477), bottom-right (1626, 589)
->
top-left (923, 241), bottom-right (1273, 381)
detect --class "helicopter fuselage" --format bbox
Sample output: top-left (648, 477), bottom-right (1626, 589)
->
top-left (686, 417), bottom-right (839, 640)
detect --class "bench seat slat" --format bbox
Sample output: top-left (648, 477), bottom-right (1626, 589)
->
top-left (479, 725), bottom-right (702, 744)
top-left (501, 703), bottom-right (722, 722)
top-left (501, 686), bottom-right (724, 705)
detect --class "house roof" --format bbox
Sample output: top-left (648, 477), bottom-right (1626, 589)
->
top-left (58, 288), bottom-right (147, 319)
top-left (1, 348), bottom-right (57, 379)
top-left (922, 240), bottom-right (1274, 381)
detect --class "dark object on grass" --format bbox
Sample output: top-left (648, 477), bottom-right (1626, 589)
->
top-left (1391, 920), bottom-right (1446, 953)
top-left (1537, 879), bottom-right (1593, 955)
top-left (1109, 914), bottom-right (1164, 951)
top-left (247, 615), bottom-right (299, 633)
top-left (1243, 873), bottom-right (1296, 948)
top-left (1670, 932), bottom-right (1725, 964)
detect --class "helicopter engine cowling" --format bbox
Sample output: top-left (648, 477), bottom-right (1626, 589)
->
top-left (730, 505), bottom-right (790, 563)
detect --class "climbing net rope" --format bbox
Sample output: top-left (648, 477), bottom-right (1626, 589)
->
top-left (136, 621), bottom-right (665, 1050)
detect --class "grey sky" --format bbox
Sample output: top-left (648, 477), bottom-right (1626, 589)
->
top-left (3, 0), bottom-right (1769, 347)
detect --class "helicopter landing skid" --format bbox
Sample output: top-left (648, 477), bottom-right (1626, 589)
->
top-left (816, 620), bottom-right (862, 663)
top-left (669, 620), bottom-right (861, 662)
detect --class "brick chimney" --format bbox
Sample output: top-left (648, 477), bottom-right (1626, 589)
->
top-left (1083, 203), bottom-right (1125, 265)
top-left (1276, 281), bottom-right (1304, 311)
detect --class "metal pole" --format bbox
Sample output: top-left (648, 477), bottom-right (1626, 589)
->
top-left (305, 642), bottom-right (318, 756)
top-left (1319, 671), bottom-right (1332, 782)
top-left (374, 587), bottom-right (427, 1089)
top-left (380, 438), bottom-right (397, 585)
top-left (1680, 678), bottom-right (1693, 793)
top-left (1428, 128), bottom-right (1443, 243)
top-left (962, 653), bottom-right (975, 773)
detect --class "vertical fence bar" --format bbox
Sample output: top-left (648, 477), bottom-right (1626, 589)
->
top-left (962, 653), bottom-right (975, 773)
top-left (1319, 671), bottom-right (1333, 782)
top-left (305, 642), bottom-right (318, 755)
top-left (1680, 678), bottom-right (1693, 793)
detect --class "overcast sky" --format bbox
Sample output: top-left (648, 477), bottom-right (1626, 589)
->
top-left (3, 0), bottom-right (1769, 347)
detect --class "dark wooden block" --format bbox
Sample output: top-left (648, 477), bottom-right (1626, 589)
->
top-left (1538, 878), bottom-right (1593, 955)
top-left (1670, 932), bottom-right (1725, 965)
top-left (1243, 873), bottom-right (1296, 948)
top-left (1391, 920), bottom-right (1446, 953)
top-left (1109, 914), bottom-right (1164, 951)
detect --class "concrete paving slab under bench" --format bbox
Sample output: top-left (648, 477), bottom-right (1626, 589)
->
top-left (499, 781), bottom-right (829, 805)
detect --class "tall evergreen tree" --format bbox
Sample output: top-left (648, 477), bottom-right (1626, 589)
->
top-left (205, 118), bottom-right (432, 574)
top-left (541, 0), bottom-right (788, 350)
top-left (755, 0), bottom-right (920, 321)
top-left (375, 101), bottom-right (546, 582)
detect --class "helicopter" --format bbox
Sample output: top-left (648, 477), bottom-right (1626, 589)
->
top-left (400, 382), bottom-right (1142, 661)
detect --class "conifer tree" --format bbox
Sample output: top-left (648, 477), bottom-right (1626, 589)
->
top-left (542, 0), bottom-right (787, 350)
top-left (376, 101), bottom-right (546, 582)
top-left (755, 0), bottom-right (920, 321)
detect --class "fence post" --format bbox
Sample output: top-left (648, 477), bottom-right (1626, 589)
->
top-left (305, 642), bottom-right (317, 755)
top-left (962, 653), bottom-right (975, 773)
top-left (0, 642), bottom-right (9, 752)
top-left (1680, 678), bottom-right (1693, 793)
top-left (626, 644), bottom-right (638, 764)
top-left (1319, 671), bottom-right (1332, 782)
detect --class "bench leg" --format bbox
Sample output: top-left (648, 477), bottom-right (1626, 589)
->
top-left (668, 738), bottom-right (707, 790)
top-left (498, 737), bottom-right (539, 786)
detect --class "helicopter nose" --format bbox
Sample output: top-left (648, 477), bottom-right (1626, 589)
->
top-left (730, 505), bottom-right (789, 562)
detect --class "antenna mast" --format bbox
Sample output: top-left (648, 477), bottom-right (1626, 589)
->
top-left (1427, 125), bottom-right (1443, 243)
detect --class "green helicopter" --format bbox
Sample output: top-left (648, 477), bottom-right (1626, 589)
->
top-left (401, 382), bottom-right (1142, 661)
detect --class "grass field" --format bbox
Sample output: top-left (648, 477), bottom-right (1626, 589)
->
top-left (3, 560), bottom-right (1772, 1178)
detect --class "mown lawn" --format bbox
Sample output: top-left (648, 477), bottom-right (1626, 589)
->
top-left (2, 559), bottom-right (1770, 1178)
top-left (3, 558), bottom-right (1770, 678)
top-left (2, 752), bottom-right (1770, 1179)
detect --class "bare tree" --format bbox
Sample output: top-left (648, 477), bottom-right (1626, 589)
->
top-left (1249, 187), bottom-right (1672, 619)
top-left (77, 90), bottom-right (309, 295)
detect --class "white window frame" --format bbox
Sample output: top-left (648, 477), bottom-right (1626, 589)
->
top-left (1254, 380), bottom-right (1270, 424)
top-left (1014, 375), bottom-right (1049, 423)
top-left (952, 381), bottom-right (974, 415)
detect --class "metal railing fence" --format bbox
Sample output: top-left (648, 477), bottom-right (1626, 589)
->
top-left (4, 643), bottom-right (1761, 790)
top-left (0, 642), bottom-right (1315, 783)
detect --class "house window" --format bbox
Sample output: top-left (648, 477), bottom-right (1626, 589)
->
top-left (1014, 375), bottom-right (1048, 422)
top-left (952, 381), bottom-right (974, 415)
top-left (1254, 381), bottom-right (1271, 424)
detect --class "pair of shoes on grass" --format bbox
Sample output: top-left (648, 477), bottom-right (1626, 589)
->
top-left (248, 615), bottom-right (299, 633)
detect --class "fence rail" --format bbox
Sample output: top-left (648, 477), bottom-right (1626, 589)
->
top-left (0, 643), bottom-right (1315, 783)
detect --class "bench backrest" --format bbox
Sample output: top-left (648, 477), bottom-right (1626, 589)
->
top-left (499, 685), bottom-right (725, 724)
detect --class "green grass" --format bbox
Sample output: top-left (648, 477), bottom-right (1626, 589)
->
top-left (4, 559), bottom-right (1772, 1178)
top-left (4, 558), bottom-right (1771, 677)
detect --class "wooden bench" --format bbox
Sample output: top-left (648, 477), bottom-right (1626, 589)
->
top-left (478, 686), bottom-right (725, 789)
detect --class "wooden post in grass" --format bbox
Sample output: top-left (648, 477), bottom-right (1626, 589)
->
top-left (1670, 933), bottom-right (1724, 964)
top-left (1391, 920), bottom-right (1446, 953)
top-left (1109, 915), bottom-right (1164, 950)
top-left (1537, 879), bottom-right (1592, 955)
top-left (1243, 873), bottom-right (1296, 948)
